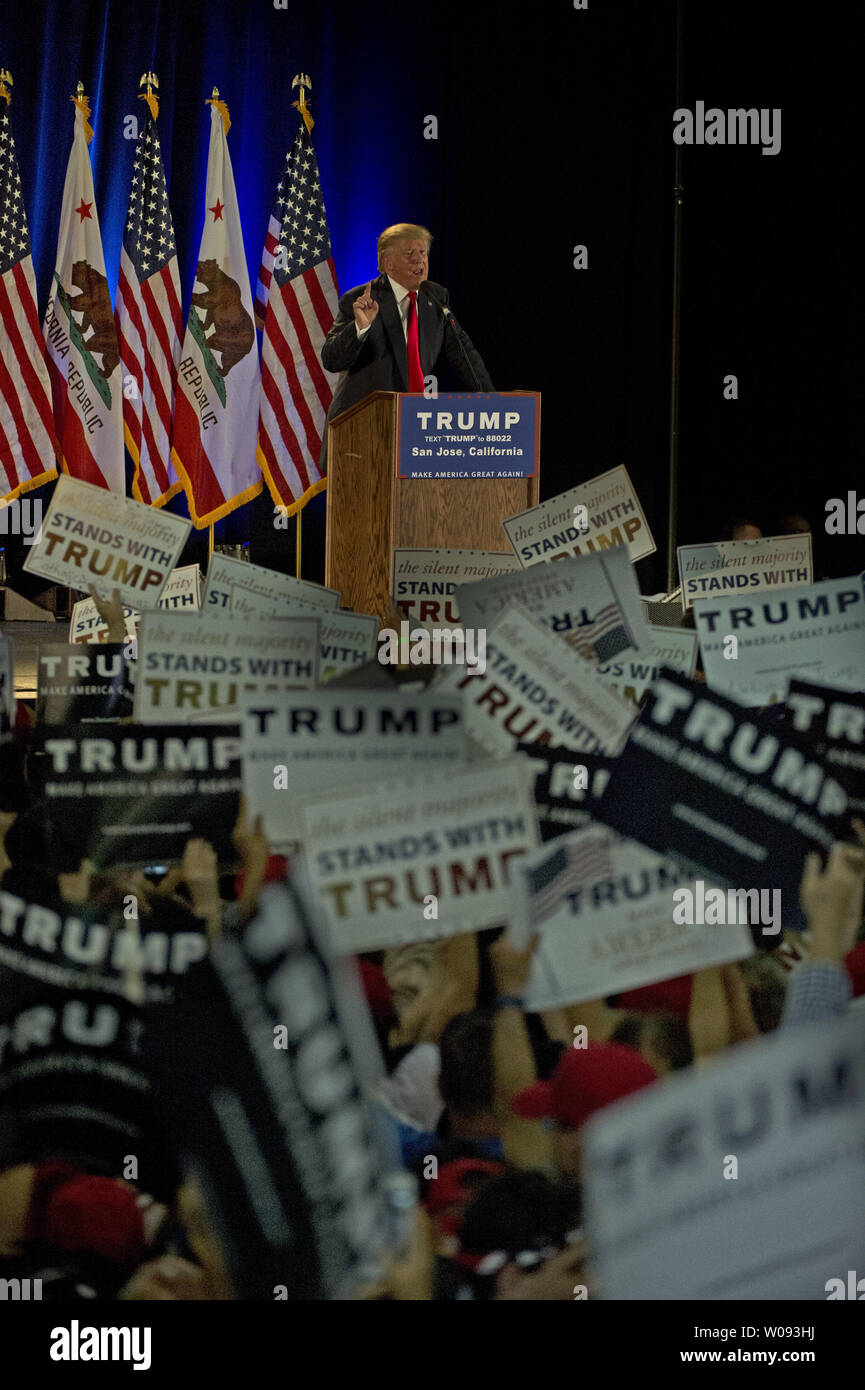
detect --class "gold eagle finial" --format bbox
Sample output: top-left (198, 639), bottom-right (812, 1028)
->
top-left (291, 73), bottom-right (314, 134)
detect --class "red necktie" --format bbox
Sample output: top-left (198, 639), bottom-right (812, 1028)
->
top-left (406, 290), bottom-right (425, 392)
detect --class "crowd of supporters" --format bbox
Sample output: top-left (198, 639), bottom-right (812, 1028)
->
top-left (0, 575), bottom-right (862, 1303)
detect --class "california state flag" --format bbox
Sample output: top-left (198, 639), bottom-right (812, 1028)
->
top-left (43, 92), bottom-right (124, 492)
top-left (171, 98), bottom-right (262, 526)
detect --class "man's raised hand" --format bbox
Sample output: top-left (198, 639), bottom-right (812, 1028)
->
top-left (352, 283), bottom-right (379, 330)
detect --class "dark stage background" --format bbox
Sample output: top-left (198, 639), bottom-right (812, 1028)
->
top-left (1, 0), bottom-right (863, 592)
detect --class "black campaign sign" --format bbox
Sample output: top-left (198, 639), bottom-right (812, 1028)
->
top-left (0, 890), bottom-right (202, 1194)
top-left (145, 881), bottom-right (391, 1300)
top-left (516, 739), bottom-right (613, 842)
top-left (590, 670), bottom-right (850, 928)
top-left (29, 724), bottom-right (242, 869)
top-left (36, 643), bottom-right (135, 724)
top-left (785, 678), bottom-right (865, 819)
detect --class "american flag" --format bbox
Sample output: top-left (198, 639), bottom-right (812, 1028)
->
top-left (527, 831), bottom-right (613, 925)
top-left (567, 601), bottom-right (633, 664)
top-left (115, 98), bottom-right (183, 507)
top-left (0, 90), bottom-right (57, 502)
top-left (256, 117), bottom-right (339, 515)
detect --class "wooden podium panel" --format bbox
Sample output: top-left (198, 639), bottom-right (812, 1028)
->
top-left (325, 392), bottom-right (539, 620)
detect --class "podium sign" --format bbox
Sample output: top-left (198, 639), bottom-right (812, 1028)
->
top-left (397, 392), bottom-right (540, 479)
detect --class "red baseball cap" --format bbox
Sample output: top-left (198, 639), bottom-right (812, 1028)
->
top-left (512, 1044), bottom-right (657, 1131)
top-left (24, 1164), bottom-right (147, 1269)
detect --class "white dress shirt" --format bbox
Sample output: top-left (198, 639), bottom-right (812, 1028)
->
top-left (355, 275), bottom-right (417, 340)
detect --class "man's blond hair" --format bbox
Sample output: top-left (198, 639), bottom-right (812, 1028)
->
top-left (377, 223), bottom-right (433, 272)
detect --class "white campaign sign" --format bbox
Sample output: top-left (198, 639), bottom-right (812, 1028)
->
top-left (203, 551), bottom-right (340, 615)
top-left (229, 581), bottom-right (335, 620)
top-left (135, 611), bottom-right (321, 722)
top-left (456, 546), bottom-right (652, 663)
top-left (597, 625), bottom-right (699, 704)
top-left (517, 828), bottom-right (753, 1009)
top-left (583, 1011), bottom-right (865, 1299)
top-left (215, 589), bottom-right (378, 675)
top-left (678, 533), bottom-right (813, 610)
top-left (392, 549), bottom-right (520, 627)
top-left (318, 612), bottom-right (380, 682)
top-left (503, 465), bottom-right (656, 566)
top-left (294, 757), bottom-right (540, 954)
top-left (24, 475), bottom-right (191, 609)
top-left (242, 689), bottom-right (466, 850)
top-left (70, 564), bottom-right (202, 644)
top-left (694, 575), bottom-right (865, 705)
top-left (435, 604), bottom-right (635, 757)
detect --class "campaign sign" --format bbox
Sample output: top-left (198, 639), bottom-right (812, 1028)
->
top-left (0, 950), bottom-right (177, 1197)
top-left (24, 474), bottom-right (191, 609)
top-left (70, 564), bottom-right (202, 645)
top-left (503, 465), bottom-right (656, 566)
top-left (456, 546), bottom-right (652, 665)
top-left (785, 678), bottom-right (865, 817)
top-left (0, 889), bottom-right (209, 1004)
top-left (397, 392), bottom-right (539, 479)
top-left (590, 670), bottom-right (850, 930)
top-left (294, 757), bottom-right (540, 954)
top-left (204, 550), bottom-right (340, 614)
top-left (242, 689), bottom-right (466, 850)
top-left (597, 625), bottom-right (699, 706)
top-left (435, 605), bottom-right (635, 758)
top-left (516, 740), bottom-right (613, 841)
top-left (29, 723), bottom-right (242, 870)
top-left (582, 1012), bottom-right (865, 1299)
top-left (694, 574), bottom-right (865, 705)
top-left (229, 581), bottom-right (338, 621)
top-left (515, 828), bottom-right (753, 1010)
top-left (36, 643), bottom-right (134, 724)
top-left (135, 611), bottom-right (320, 723)
top-left (319, 612), bottom-right (380, 683)
top-left (392, 548), bottom-right (519, 626)
top-left (221, 599), bottom-right (377, 680)
top-left (678, 533), bottom-right (813, 609)
top-left (144, 881), bottom-right (392, 1299)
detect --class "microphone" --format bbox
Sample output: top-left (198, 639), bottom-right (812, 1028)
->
top-left (422, 280), bottom-right (453, 321)
top-left (422, 282), bottom-right (483, 392)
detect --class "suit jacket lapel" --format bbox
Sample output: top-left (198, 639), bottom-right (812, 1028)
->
top-left (375, 274), bottom-right (409, 390)
top-left (418, 286), bottom-right (441, 375)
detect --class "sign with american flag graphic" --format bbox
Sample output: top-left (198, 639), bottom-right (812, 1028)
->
top-left (116, 84), bottom-right (184, 508)
top-left (171, 97), bottom-right (262, 527)
top-left (255, 107), bottom-right (339, 515)
top-left (43, 91), bottom-right (124, 492)
top-left (0, 78), bottom-right (57, 503)
top-left (434, 603), bottom-right (635, 760)
top-left (515, 827), bottom-right (751, 1009)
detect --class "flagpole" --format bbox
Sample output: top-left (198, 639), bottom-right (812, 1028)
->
top-left (295, 510), bottom-right (302, 577)
top-left (666, 0), bottom-right (685, 593)
top-left (208, 523), bottom-right (214, 562)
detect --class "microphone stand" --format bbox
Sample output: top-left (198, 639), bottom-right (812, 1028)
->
top-left (423, 284), bottom-right (484, 392)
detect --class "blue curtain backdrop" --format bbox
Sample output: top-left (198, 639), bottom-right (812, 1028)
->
top-left (1, 0), bottom-right (863, 586)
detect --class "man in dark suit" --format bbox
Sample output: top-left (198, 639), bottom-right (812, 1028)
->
top-left (319, 223), bottom-right (493, 469)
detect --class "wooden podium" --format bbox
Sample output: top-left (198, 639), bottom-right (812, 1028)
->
top-left (325, 391), bottom-right (540, 619)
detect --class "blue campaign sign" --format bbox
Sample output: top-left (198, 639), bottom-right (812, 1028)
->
top-left (397, 392), bottom-right (540, 479)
